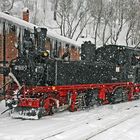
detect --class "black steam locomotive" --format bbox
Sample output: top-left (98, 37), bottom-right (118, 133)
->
top-left (1, 27), bottom-right (140, 119)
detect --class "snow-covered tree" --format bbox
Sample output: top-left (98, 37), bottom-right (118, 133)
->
top-left (54, 0), bottom-right (91, 40)
top-left (0, 0), bottom-right (15, 12)
top-left (1, 0), bottom-right (140, 47)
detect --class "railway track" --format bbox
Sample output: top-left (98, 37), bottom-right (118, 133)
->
top-left (39, 101), bottom-right (140, 140)
top-left (86, 107), bottom-right (140, 140)
top-left (1, 100), bottom-right (140, 140)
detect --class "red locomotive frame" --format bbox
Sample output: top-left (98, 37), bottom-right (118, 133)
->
top-left (6, 81), bottom-right (140, 119)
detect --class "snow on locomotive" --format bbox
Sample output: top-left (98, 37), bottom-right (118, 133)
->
top-left (1, 12), bottom-right (140, 119)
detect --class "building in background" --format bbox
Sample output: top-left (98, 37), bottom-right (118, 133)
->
top-left (0, 9), bottom-right (81, 87)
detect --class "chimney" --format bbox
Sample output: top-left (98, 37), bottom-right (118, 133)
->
top-left (23, 7), bottom-right (29, 22)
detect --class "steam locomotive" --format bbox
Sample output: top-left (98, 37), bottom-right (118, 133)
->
top-left (1, 27), bottom-right (140, 119)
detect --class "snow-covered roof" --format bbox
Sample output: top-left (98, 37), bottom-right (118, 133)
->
top-left (0, 12), bottom-right (80, 47)
top-left (22, 7), bottom-right (29, 13)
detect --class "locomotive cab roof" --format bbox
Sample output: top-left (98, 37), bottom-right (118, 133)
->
top-left (96, 45), bottom-right (140, 54)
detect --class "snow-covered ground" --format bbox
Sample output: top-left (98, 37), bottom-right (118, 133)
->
top-left (0, 100), bottom-right (140, 140)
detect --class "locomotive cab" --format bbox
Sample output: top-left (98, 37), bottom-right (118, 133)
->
top-left (95, 45), bottom-right (140, 83)
top-left (134, 66), bottom-right (140, 83)
top-left (131, 53), bottom-right (140, 83)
